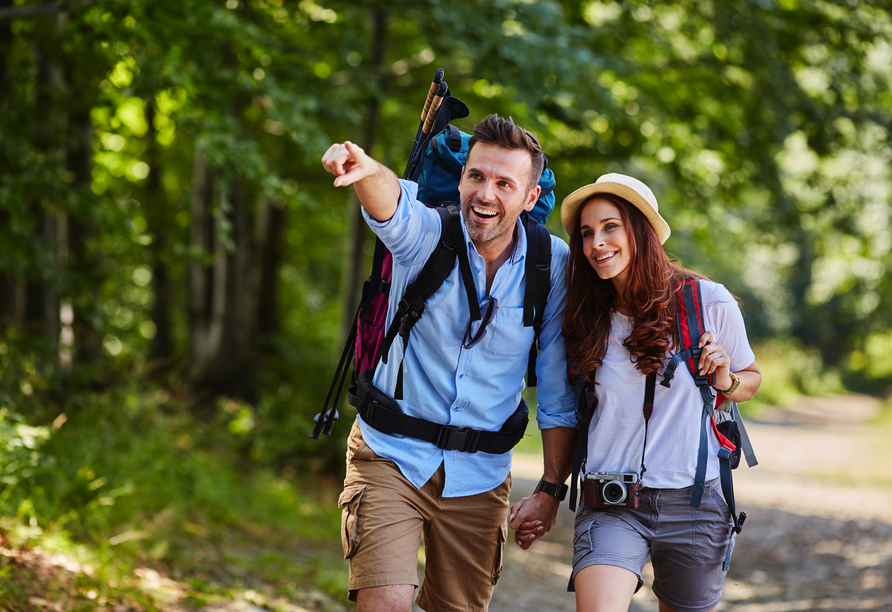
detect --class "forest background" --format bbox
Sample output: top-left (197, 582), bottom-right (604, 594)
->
top-left (1, 0), bottom-right (891, 609)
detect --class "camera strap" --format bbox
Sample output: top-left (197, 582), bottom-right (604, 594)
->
top-left (638, 373), bottom-right (656, 480)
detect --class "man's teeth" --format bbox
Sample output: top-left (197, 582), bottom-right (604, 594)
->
top-left (596, 252), bottom-right (615, 261)
top-left (473, 207), bottom-right (497, 218)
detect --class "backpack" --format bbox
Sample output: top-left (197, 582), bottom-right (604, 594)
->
top-left (311, 73), bottom-right (556, 452)
top-left (414, 125), bottom-right (557, 222)
top-left (567, 278), bottom-right (757, 571)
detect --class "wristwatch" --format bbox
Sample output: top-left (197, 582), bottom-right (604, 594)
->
top-left (715, 371), bottom-right (741, 395)
top-left (537, 479), bottom-right (568, 501)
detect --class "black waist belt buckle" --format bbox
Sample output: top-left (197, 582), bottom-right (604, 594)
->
top-left (436, 426), bottom-right (482, 453)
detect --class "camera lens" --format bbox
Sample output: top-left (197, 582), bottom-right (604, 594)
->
top-left (602, 481), bottom-right (627, 505)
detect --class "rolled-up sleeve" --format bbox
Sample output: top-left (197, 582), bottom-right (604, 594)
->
top-left (533, 237), bottom-right (578, 430)
top-left (361, 180), bottom-right (440, 266)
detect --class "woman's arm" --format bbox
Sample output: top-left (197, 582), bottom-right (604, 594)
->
top-left (697, 329), bottom-right (761, 403)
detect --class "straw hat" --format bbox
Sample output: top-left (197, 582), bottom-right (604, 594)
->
top-left (560, 173), bottom-right (671, 244)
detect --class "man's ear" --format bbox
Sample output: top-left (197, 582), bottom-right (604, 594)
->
top-left (524, 184), bottom-right (541, 212)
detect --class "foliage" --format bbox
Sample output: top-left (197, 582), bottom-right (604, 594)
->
top-left (0, 370), bottom-right (347, 610)
top-left (0, 0), bottom-right (890, 540)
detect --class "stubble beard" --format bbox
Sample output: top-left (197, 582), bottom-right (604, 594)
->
top-left (461, 196), bottom-right (523, 245)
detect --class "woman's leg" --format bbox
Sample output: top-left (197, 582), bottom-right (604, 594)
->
top-left (657, 602), bottom-right (715, 612)
top-left (574, 564), bottom-right (639, 612)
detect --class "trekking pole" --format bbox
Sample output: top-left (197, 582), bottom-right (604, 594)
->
top-left (407, 81), bottom-right (448, 180)
top-left (405, 68), bottom-right (444, 179)
top-left (423, 81), bottom-right (448, 135)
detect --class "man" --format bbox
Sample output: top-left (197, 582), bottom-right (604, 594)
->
top-left (321, 115), bottom-right (577, 612)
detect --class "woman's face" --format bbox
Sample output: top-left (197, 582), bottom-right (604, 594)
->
top-left (580, 197), bottom-right (632, 288)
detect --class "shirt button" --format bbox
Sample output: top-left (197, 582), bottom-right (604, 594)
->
top-left (459, 374), bottom-right (465, 379)
top-left (475, 267), bottom-right (481, 273)
top-left (453, 407), bottom-right (461, 412)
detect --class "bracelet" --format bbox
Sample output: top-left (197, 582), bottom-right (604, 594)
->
top-left (537, 479), bottom-right (568, 501)
top-left (715, 371), bottom-right (741, 395)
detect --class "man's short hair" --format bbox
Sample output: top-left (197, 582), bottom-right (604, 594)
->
top-left (468, 115), bottom-right (545, 191)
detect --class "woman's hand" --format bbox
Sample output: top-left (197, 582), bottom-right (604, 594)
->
top-left (697, 330), bottom-right (733, 391)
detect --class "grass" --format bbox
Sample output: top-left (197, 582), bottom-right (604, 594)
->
top-left (0, 380), bottom-right (351, 611)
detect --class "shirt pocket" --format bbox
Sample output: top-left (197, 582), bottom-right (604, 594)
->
top-left (486, 306), bottom-right (535, 357)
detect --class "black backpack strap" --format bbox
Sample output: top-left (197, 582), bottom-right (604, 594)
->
top-left (451, 206), bottom-right (481, 322)
top-left (380, 205), bottom-right (478, 399)
top-left (568, 370), bottom-right (596, 512)
top-left (447, 124), bottom-right (463, 152)
top-left (522, 216), bottom-right (551, 387)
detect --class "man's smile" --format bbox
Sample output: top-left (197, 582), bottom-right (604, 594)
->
top-left (472, 206), bottom-right (498, 219)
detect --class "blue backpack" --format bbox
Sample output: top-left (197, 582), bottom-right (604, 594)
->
top-left (415, 125), bottom-right (556, 223)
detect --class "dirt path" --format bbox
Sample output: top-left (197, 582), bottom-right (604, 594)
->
top-left (490, 395), bottom-right (892, 612)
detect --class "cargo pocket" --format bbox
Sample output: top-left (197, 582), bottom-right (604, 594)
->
top-left (491, 521), bottom-right (507, 585)
top-left (338, 484), bottom-right (366, 559)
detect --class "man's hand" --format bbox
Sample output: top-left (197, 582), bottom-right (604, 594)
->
top-left (321, 141), bottom-right (377, 188)
top-left (509, 492), bottom-right (560, 550)
top-left (320, 141), bottom-right (400, 221)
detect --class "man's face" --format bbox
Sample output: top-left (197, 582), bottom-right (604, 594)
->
top-left (458, 142), bottom-right (539, 247)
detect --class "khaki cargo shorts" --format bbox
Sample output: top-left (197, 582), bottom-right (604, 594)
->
top-left (339, 420), bottom-right (511, 611)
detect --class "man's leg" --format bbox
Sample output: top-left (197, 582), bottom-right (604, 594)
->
top-left (356, 585), bottom-right (416, 612)
top-left (340, 421), bottom-right (428, 605)
top-left (414, 472), bottom-right (512, 612)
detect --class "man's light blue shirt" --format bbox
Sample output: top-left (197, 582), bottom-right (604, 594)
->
top-left (357, 180), bottom-right (577, 497)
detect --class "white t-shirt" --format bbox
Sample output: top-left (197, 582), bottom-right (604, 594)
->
top-left (584, 281), bottom-right (756, 490)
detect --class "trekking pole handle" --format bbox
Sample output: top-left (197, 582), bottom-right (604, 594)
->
top-left (421, 68), bottom-right (445, 121)
top-left (423, 81), bottom-right (448, 134)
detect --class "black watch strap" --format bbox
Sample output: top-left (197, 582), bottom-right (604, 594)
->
top-left (538, 479), bottom-right (568, 501)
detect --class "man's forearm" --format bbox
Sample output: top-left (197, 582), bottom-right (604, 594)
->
top-left (540, 426), bottom-right (579, 485)
top-left (354, 160), bottom-right (401, 222)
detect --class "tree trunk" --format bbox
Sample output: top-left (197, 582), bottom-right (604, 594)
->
top-left (189, 154), bottom-right (259, 403)
top-left (255, 196), bottom-right (285, 338)
top-left (0, 3), bottom-right (14, 327)
top-left (189, 148), bottom-right (217, 389)
top-left (67, 108), bottom-right (101, 368)
top-left (20, 13), bottom-right (63, 344)
top-left (338, 8), bottom-right (388, 345)
top-left (144, 97), bottom-right (174, 363)
top-left (23, 202), bottom-right (57, 340)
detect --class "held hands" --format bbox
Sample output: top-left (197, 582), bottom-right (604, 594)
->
top-left (321, 141), bottom-right (376, 188)
top-left (698, 330), bottom-right (732, 392)
top-left (508, 492), bottom-right (560, 550)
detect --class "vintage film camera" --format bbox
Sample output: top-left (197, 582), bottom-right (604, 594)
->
top-left (584, 472), bottom-right (641, 509)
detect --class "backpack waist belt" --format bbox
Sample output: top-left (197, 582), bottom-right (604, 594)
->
top-left (354, 370), bottom-right (528, 454)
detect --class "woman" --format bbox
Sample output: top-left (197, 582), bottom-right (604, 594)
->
top-left (560, 173), bottom-right (761, 612)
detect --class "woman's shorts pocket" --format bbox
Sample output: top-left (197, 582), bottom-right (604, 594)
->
top-left (338, 484), bottom-right (367, 559)
top-left (692, 487), bottom-right (733, 563)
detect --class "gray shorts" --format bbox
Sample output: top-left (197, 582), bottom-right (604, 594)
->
top-left (571, 479), bottom-right (734, 612)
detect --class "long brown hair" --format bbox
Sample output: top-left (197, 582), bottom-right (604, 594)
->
top-left (563, 194), bottom-right (706, 380)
